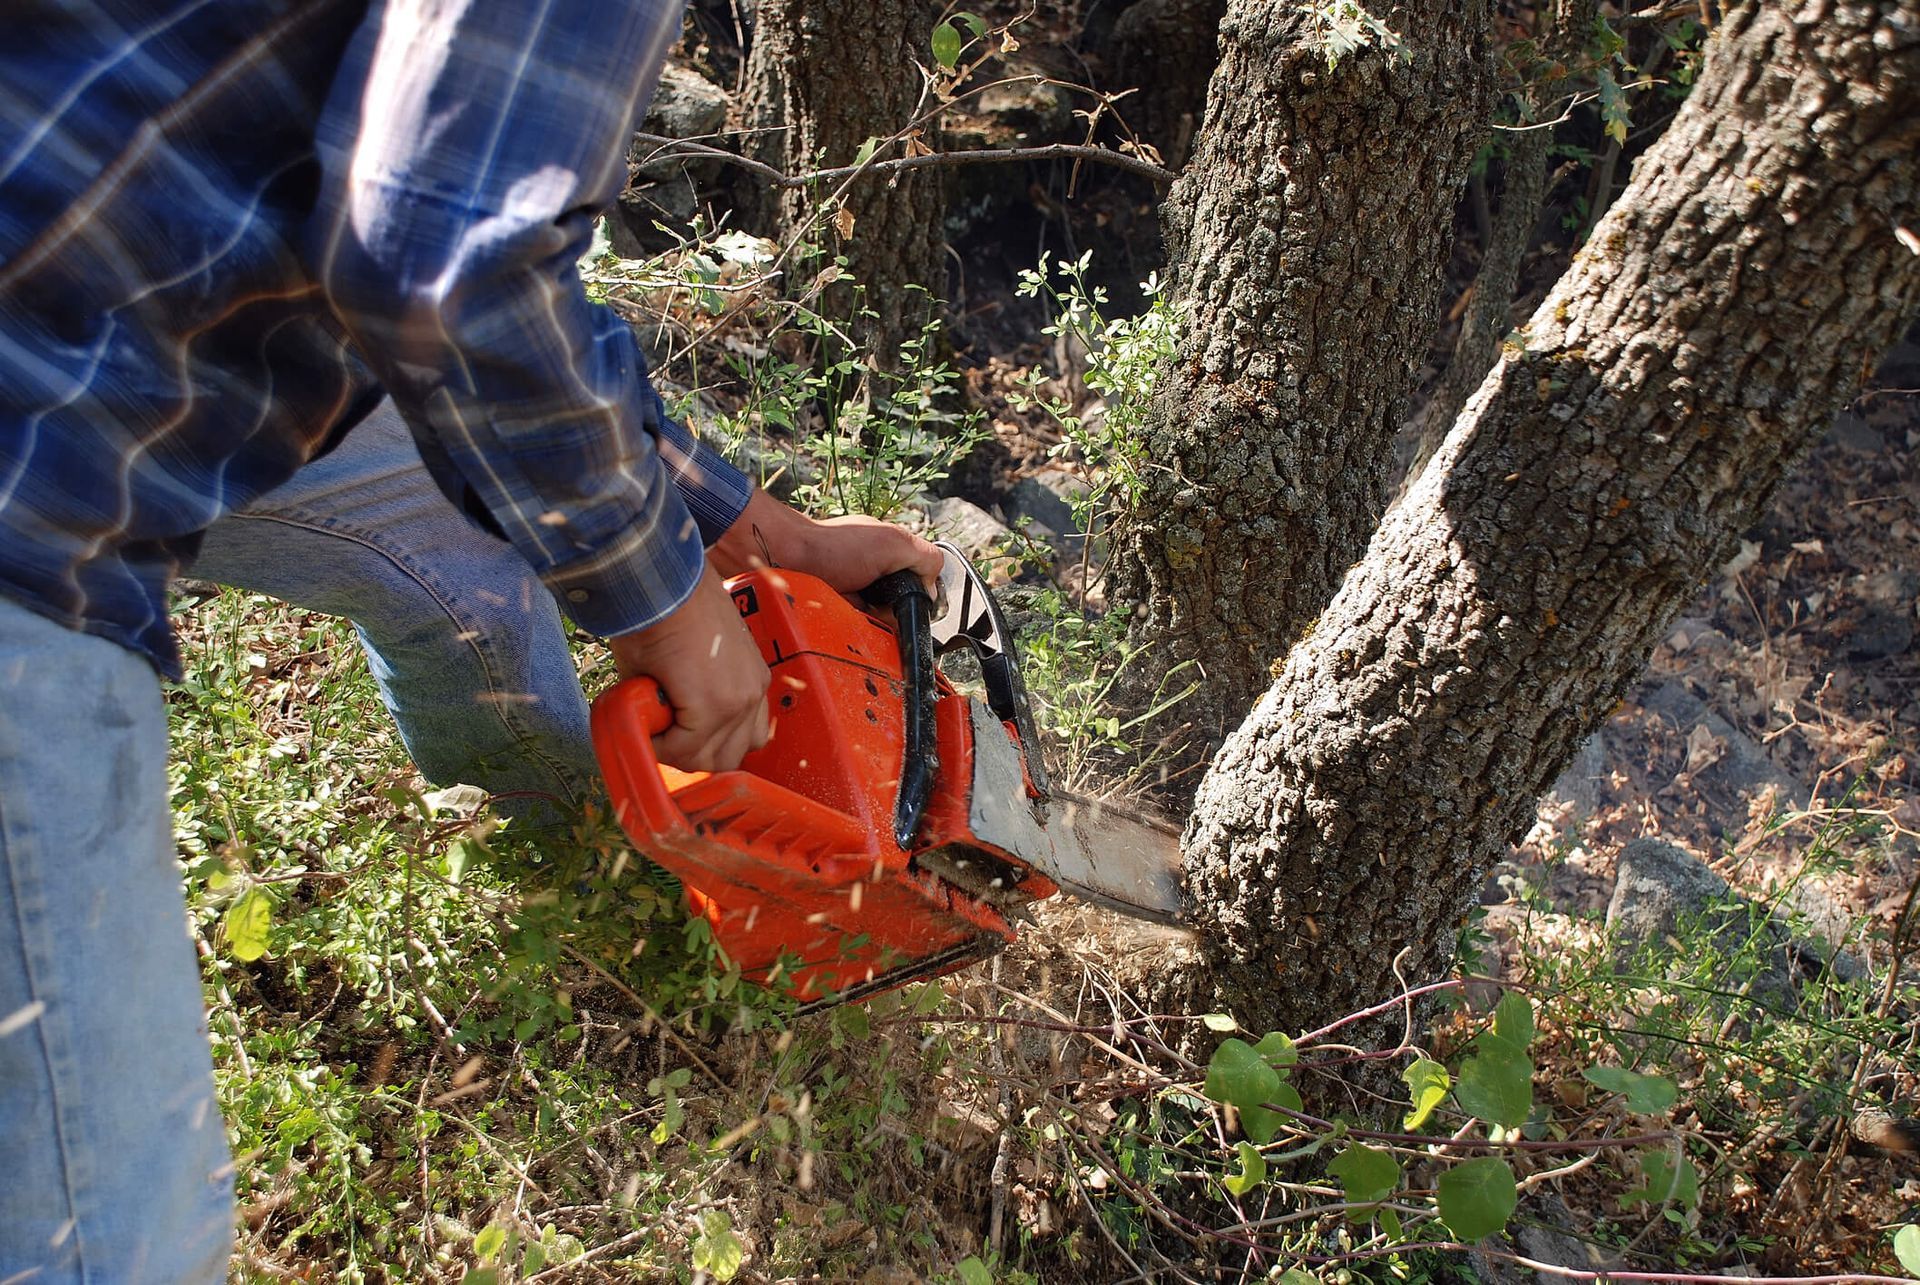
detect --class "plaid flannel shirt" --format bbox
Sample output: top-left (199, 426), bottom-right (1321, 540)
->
top-left (0, 0), bottom-right (750, 677)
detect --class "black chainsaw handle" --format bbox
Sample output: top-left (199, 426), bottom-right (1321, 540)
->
top-left (861, 570), bottom-right (939, 850)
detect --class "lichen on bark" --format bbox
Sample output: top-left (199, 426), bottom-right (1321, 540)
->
top-left (1108, 0), bottom-right (1497, 765)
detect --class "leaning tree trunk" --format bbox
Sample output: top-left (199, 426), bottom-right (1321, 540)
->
top-left (734, 0), bottom-right (946, 365)
top-left (1108, 1), bottom-right (1495, 764)
top-left (1181, 0), bottom-right (1920, 1038)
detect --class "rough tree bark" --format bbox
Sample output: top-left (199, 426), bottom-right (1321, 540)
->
top-left (733, 0), bottom-right (946, 363)
top-left (1180, 0), bottom-right (1920, 1037)
top-left (1107, 1), bottom-right (1496, 761)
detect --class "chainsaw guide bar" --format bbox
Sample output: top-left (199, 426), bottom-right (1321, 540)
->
top-left (591, 545), bottom-right (1186, 1007)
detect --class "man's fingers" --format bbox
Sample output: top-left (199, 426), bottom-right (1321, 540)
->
top-left (650, 686), bottom-right (771, 774)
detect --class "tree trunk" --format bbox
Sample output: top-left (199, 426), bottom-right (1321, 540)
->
top-left (1181, 0), bottom-right (1920, 1038)
top-left (1107, 1), bottom-right (1496, 763)
top-left (1102, 0), bottom-right (1229, 170)
top-left (1410, 0), bottom-right (1599, 479)
top-left (733, 0), bottom-right (946, 365)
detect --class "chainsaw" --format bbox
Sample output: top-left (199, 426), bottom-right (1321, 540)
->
top-left (589, 542), bottom-right (1186, 1007)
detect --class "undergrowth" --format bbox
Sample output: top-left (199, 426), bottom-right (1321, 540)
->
top-left (166, 227), bottom-right (1920, 1284)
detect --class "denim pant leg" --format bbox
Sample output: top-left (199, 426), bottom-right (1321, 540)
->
top-left (0, 597), bottom-right (234, 1284)
top-left (191, 401), bottom-right (596, 811)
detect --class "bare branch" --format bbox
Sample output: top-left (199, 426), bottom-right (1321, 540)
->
top-left (629, 131), bottom-right (1178, 189)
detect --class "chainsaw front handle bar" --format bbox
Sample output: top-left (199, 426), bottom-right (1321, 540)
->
top-left (860, 569), bottom-right (941, 849)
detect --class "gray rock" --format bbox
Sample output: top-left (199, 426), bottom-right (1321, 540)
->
top-left (611, 180), bottom-right (699, 257)
top-left (1549, 732), bottom-right (1609, 816)
top-left (1828, 409), bottom-right (1884, 455)
top-left (1606, 839), bottom-right (1865, 994)
top-left (614, 64), bottom-right (730, 254)
top-left (1839, 602), bottom-right (1914, 660)
top-left (635, 66), bottom-right (730, 175)
top-left (919, 497), bottom-right (1014, 562)
top-left (1468, 1193), bottom-right (1619, 1282)
top-left (1785, 882), bottom-right (1868, 983)
top-left (1639, 680), bottom-right (1800, 803)
top-left (1872, 334), bottom-right (1920, 387)
top-left (974, 76), bottom-right (1076, 140)
top-left (1005, 471), bottom-right (1098, 560)
top-left (1606, 839), bottom-right (1740, 948)
top-left (1861, 568), bottom-right (1920, 604)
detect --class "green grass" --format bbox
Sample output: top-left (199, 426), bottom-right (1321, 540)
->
top-left (169, 590), bottom-right (1007, 1283)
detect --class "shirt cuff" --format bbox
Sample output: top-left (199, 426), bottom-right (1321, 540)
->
top-left (651, 402), bottom-right (753, 546)
top-left (540, 483), bottom-right (708, 640)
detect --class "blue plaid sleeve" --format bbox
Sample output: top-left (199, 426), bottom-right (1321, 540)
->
top-left (304, 0), bottom-right (749, 638)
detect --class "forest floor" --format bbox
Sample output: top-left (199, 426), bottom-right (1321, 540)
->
top-left (1483, 329), bottom-right (1920, 1275)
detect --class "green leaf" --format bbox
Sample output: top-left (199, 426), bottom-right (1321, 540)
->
top-left (1402, 1058), bottom-right (1451, 1131)
top-left (833, 1004), bottom-right (870, 1043)
top-left (1492, 992), bottom-right (1534, 1047)
top-left (1205, 1038), bottom-right (1279, 1113)
top-left (852, 136), bottom-right (881, 168)
top-left (1582, 1066), bottom-right (1678, 1115)
top-left (692, 1210), bottom-right (744, 1282)
top-left (1596, 65), bottom-right (1631, 146)
top-left (954, 11), bottom-right (988, 39)
top-left (1456, 1038), bottom-right (1534, 1128)
top-left (1201, 1013), bottom-right (1237, 1032)
top-left (955, 1256), bottom-right (994, 1285)
top-left (1253, 1031), bottom-right (1298, 1069)
top-left (931, 19), bottom-right (962, 70)
top-left (1591, 14), bottom-right (1627, 60)
top-left (473, 1222), bottom-right (508, 1261)
top-left (461, 1271), bottom-right (500, 1285)
top-left (1621, 1151), bottom-right (1699, 1211)
top-left (1893, 1224), bottom-right (1920, 1276)
top-left (1222, 1140), bottom-right (1267, 1196)
top-left (1327, 1143), bottom-right (1400, 1206)
top-left (1276, 1272), bottom-right (1317, 1285)
top-left (1437, 1156), bottom-right (1518, 1241)
top-left (224, 887), bottom-right (274, 962)
top-left (1379, 1207), bottom-right (1404, 1241)
top-left (1240, 1078), bottom-right (1302, 1147)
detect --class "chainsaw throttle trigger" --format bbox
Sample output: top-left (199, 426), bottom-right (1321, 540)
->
top-left (926, 542), bottom-right (1051, 799)
top-left (861, 569), bottom-right (940, 848)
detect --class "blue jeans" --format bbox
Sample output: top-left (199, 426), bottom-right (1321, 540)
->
top-left (0, 596), bottom-right (235, 1283)
top-left (194, 400), bottom-right (598, 812)
top-left (0, 403), bottom-right (601, 1280)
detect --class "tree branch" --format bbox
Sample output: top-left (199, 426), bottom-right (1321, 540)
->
top-left (630, 131), bottom-right (1178, 189)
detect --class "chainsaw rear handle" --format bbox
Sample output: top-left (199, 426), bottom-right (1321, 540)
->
top-left (589, 675), bottom-right (687, 839)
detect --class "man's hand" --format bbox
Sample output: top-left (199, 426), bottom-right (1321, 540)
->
top-left (607, 564), bottom-right (770, 773)
top-left (618, 490), bottom-right (936, 773)
top-left (711, 490), bottom-right (944, 596)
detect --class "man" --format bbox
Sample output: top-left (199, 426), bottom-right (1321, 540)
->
top-left (0, 1), bottom-right (938, 1279)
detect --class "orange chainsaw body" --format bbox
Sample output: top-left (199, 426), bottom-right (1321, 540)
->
top-left (590, 567), bottom-right (1059, 1003)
